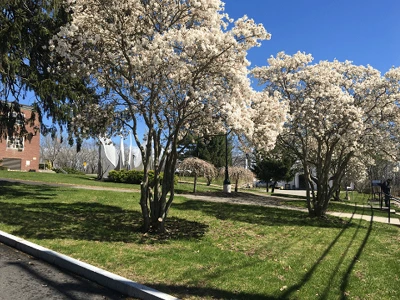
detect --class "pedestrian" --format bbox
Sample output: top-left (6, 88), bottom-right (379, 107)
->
top-left (380, 179), bottom-right (392, 207)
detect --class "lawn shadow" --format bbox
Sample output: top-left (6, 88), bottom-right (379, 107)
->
top-left (0, 181), bottom-right (208, 242)
top-left (145, 208), bottom-right (373, 300)
top-left (279, 207), bottom-right (374, 299)
top-left (0, 200), bottom-right (207, 243)
top-left (338, 209), bottom-right (374, 300)
top-left (174, 197), bottom-right (355, 229)
top-left (0, 181), bottom-right (59, 200)
top-left (7, 261), bottom-right (125, 300)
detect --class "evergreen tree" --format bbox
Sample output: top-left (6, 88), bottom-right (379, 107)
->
top-left (182, 135), bottom-right (232, 168)
top-left (198, 135), bottom-right (232, 168)
top-left (0, 0), bottom-right (99, 140)
top-left (251, 147), bottom-right (296, 192)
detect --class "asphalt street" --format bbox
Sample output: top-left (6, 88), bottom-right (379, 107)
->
top-left (0, 242), bottom-right (135, 300)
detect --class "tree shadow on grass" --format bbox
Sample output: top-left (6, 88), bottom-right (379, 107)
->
top-left (174, 198), bottom-right (357, 229)
top-left (148, 208), bottom-right (374, 300)
top-left (0, 181), bottom-right (59, 200)
top-left (0, 200), bottom-right (207, 243)
top-left (0, 181), bottom-right (208, 242)
top-left (279, 208), bottom-right (374, 300)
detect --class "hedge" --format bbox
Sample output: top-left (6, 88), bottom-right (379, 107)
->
top-left (107, 169), bottom-right (178, 185)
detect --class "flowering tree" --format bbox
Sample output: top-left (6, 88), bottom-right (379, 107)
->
top-left (51, 0), bottom-right (285, 232)
top-left (252, 52), bottom-right (400, 217)
top-left (179, 157), bottom-right (217, 193)
top-left (223, 166), bottom-right (254, 192)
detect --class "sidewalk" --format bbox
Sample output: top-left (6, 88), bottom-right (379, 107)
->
top-left (328, 211), bottom-right (400, 225)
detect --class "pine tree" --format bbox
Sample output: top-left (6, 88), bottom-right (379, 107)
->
top-left (182, 135), bottom-right (232, 168)
top-left (0, 0), bottom-right (99, 139)
top-left (251, 147), bottom-right (296, 192)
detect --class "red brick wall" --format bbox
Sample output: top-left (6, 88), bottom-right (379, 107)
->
top-left (0, 106), bottom-right (40, 171)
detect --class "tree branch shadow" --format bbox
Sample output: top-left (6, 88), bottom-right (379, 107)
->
top-left (339, 209), bottom-right (374, 300)
top-left (7, 261), bottom-right (125, 300)
top-left (0, 180), bottom-right (59, 200)
top-left (0, 201), bottom-right (207, 243)
top-left (278, 210), bottom-right (357, 299)
top-left (174, 198), bottom-right (356, 229)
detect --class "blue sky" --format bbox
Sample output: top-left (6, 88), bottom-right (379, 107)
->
top-left (225, 0), bottom-right (400, 73)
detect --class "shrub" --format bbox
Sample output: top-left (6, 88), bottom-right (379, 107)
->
top-left (53, 167), bottom-right (85, 175)
top-left (107, 169), bottom-right (178, 185)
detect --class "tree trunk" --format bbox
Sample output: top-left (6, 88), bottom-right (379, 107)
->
top-left (140, 179), bottom-right (151, 232)
top-left (135, 126), bottom-right (182, 234)
top-left (193, 174), bottom-right (198, 193)
top-left (333, 188), bottom-right (341, 201)
top-left (271, 181), bottom-right (276, 193)
top-left (148, 141), bottom-right (179, 234)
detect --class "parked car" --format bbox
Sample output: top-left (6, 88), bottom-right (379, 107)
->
top-left (255, 180), bottom-right (284, 189)
top-left (273, 184), bottom-right (284, 190)
top-left (255, 180), bottom-right (267, 188)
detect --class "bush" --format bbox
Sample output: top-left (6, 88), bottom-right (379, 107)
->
top-left (53, 167), bottom-right (85, 175)
top-left (107, 169), bottom-right (178, 185)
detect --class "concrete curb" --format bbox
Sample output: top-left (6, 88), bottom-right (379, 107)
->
top-left (0, 230), bottom-right (179, 300)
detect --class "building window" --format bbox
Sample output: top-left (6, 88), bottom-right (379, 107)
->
top-left (8, 112), bottom-right (25, 126)
top-left (6, 136), bottom-right (24, 150)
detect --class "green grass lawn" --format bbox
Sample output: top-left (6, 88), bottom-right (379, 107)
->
top-left (0, 172), bottom-right (399, 299)
top-left (0, 170), bottom-right (140, 190)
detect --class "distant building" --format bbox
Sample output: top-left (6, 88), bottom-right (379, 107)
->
top-left (0, 104), bottom-right (40, 171)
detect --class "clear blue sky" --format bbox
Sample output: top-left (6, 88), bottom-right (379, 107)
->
top-left (224, 0), bottom-right (400, 73)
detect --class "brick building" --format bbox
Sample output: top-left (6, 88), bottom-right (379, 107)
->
top-left (0, 104), bottom-right (40, 171)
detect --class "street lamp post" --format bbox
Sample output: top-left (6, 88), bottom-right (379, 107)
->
top-left (223, 132), bottom-right (231, 193)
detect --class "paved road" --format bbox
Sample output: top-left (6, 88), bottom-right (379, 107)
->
top-left (0, 242), bottom-right (134, 300)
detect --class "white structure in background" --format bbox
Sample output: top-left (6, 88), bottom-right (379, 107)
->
top-left (98, 134), bottom-right (144, 179)
top-left (127, 133), bottom-right (132, 170)
top-left (115, 135), bottom-right (125, 170)
top-left (98, 137), bottom-right (118, 179)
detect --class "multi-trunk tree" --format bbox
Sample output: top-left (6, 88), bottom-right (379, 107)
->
top-left (252, 52), bottom-right (400, 217)
top-left (51, 0), bottom-right (286, 232)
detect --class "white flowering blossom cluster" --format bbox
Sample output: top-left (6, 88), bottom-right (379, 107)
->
top-left (50, 0), bottom-right (283, 231)
top-left (252, 51), bottom-right (400, 216)
top-left (50, 0), bottom-right (284, 150)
